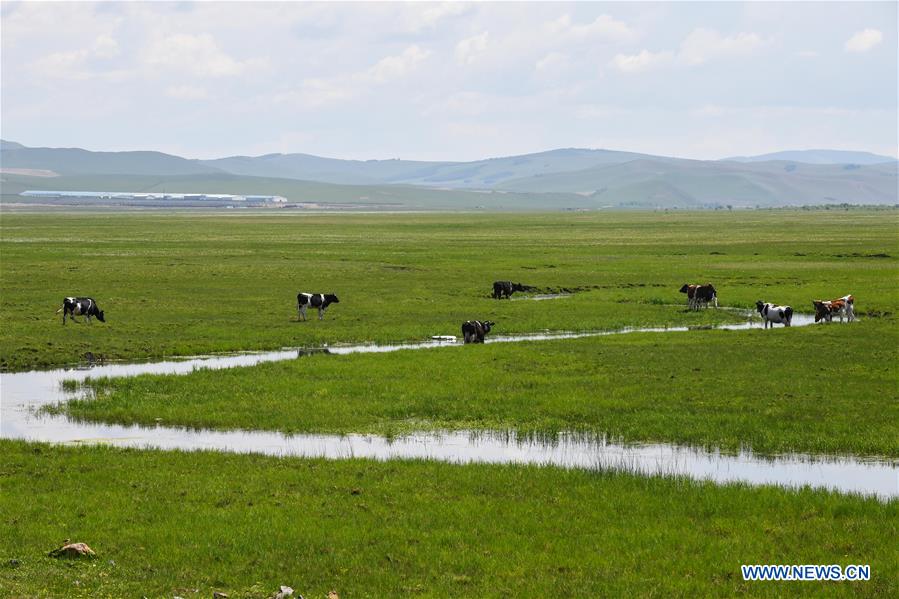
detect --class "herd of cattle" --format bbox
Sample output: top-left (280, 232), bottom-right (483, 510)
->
top-left (676, 282), bottom-right (855, 327)
top-left (57, 283), bottom-right (856, 343)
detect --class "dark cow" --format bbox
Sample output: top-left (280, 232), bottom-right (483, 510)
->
top-left (297, 292), bottom-right (339, 321)
top-left (57, 297), bottom-right (105, 325)
top-left (461, 320), bottom-right (495, 344)
top-left (679, 283), bottom-right (717, 310)
top-left (492, 281), bottom-right (526, 299)
top-left (756, 301), bottom-right (793, 328)
top-left (679, 284), bottom-right (698, 308)
top-left (812, 300), bottom-right (832, 323)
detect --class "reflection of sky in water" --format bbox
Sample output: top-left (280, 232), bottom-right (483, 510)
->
top-left (3, 317), bottom-right (894, 501)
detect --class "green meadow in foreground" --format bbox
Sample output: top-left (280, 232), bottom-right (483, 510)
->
top-left (1, 210), bottom-right (897, 370)
top-left (3, 211), bottom-right (898, 598)
top-left (66, 319), bottom-right (899, 457)
top-left (1, 441), bottom-right (895, 598)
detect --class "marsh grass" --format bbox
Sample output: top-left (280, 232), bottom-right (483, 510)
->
top-left (60, 379), bottom-right (80, 392)
top-left (1, 441), bottom-right (895, 598)
top-left (4, 211), bottom-right (899, 597)
top-left (64, 319), bottom-right (899, 457)
top-left (2, 210), bottom-right (896, 370)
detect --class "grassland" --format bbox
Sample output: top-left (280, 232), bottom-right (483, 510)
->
top-left (0, 171), bottom-right (596, 211)
top-left (2, 211), bottom-right (898, 597)
top-left (8, 210), bottom-right (899, 454)
top-left (1, 441), bottom-right (896, 598)
top-left (2, 210), bottom-right (897, 371)
top-left (65, 321), bottom-right (898, 457)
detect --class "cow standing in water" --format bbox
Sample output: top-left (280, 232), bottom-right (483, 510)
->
top-left (57, 297), bottom-right (106, 325)
top-left (756, 301), bottom-right (793, 328)
top-left (813, 295), bottom-right (856, 323)
top-left (462, 320), bottom-right (495, 344)
top-left (297, 293), bottom-right (339, 321)
top-left (492, 281), bottom-right (526, 299)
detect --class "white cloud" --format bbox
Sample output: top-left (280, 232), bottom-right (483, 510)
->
top-left (33, 49), bottom-right (89, 75)
top-left (91, 35), bottom-right (120, 59)
top-left (144, 33), bottom-right (265, 77)
top-left (0, 2), bottom-right (124, 48)
top-left (3, 2), bottom-right (896, 160)
top-left (690, 104), bottom-right (728, 117)
top-left (535, 52), bottom-right (569, 72)
top-left (165, 85), bottom-right (208, 100)
top-left (423, 91), bottom-right (491, 118)
top-left (678, 28), bottom-right (768, 66)
top-left (404, 2), bottom-right (470, 32)
top-left (844, 28), bottom-right (883, 53)
top-left (366, 45), bottom-right (430, 83)
top-left (574, 104), bottom-right (630, 119)
top-left (550, 14), bottom-right (636, 43)
top-left (613, 28), bottom-right (770, 73)
top-left (274, 78), bottom-right (353, 109)
top-left (610, 49), bottom-right (674, 73)
top-left (274, 45), bottom-right (430, 109)
top-left (455, 31), bottom-right (489, 66)
top-left (31, 34), bottom-right (124, 80)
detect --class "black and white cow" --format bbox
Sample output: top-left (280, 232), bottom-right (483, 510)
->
top-left (492, 281), bottom-right (526, 299)
top-left (297, 292), bottom-right (339, 321)
top-left (461, 320), bottom-right (495, 344)
top-left (57, 297), bottom-right (105, 325)
top-left (756, 301), bottom-right (793, 328)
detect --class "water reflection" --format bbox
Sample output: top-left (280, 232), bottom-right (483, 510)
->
top-left (2, 315), bottom-right (893, 501)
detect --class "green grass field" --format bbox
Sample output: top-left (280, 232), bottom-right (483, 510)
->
top-left (0, 171), bottom-right (598, 211)
top-left (1, 442), bottom-right (896, 598)
top-left (1, 210), bottom-right (896, 371)
top-left (66, 321), bottom-right (899, 456)
top-left (2, 210), bottom-right (897, 596)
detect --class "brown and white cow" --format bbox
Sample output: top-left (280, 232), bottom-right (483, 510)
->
top-left (813, 295), bottom-right (855, 323)
top-left (679, 283), bottom-right (718, 310)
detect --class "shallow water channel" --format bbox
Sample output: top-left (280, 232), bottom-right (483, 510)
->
top-left (510, 293), bottom-right (572, 301)
top-left (2, 314), bottom-right (896, 500)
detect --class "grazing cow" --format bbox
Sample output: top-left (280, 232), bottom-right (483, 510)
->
top-left (813, 295), bottom-right (856, 323)
top-left (493, 281), bottom-right (526, 299)
top-left (56, 297), bottom-right (105, 325)
top-left (756, 301), bottom-right (793, 328)
top-left (461, 320), bottom-right (495, 344)
top-left (679, 283), bottom-right (718, 310)
top-left (297, 292), bottom-right (339, 321)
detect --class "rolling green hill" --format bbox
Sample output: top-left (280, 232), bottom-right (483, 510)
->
top-left (201, 147), bottom-right (658, 188)
top-left (2, 140), bottom-right (896, 208)
top-left (498, 158), bottom-right (898, 207)
top-left (0, 172), bottom-right (597, 211)
top-left (1, 145), bottom-right (223, 176)
top-left (725, 149), bottom-right (896, 164)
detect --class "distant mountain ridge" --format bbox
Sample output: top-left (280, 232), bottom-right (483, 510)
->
top-left (2, 140), bottom-right (896, 209)
top-left (724, 149), bottom-right (896, 165)
top-left (1, 142), bottom-right (222, 176)
top-left (200, 147), bottom-right (660, 188)
top-left (498, 156), bottom-right (897, 207)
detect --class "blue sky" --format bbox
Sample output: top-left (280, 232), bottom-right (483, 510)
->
top-left (1, 1), bottom-right (896, 160)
